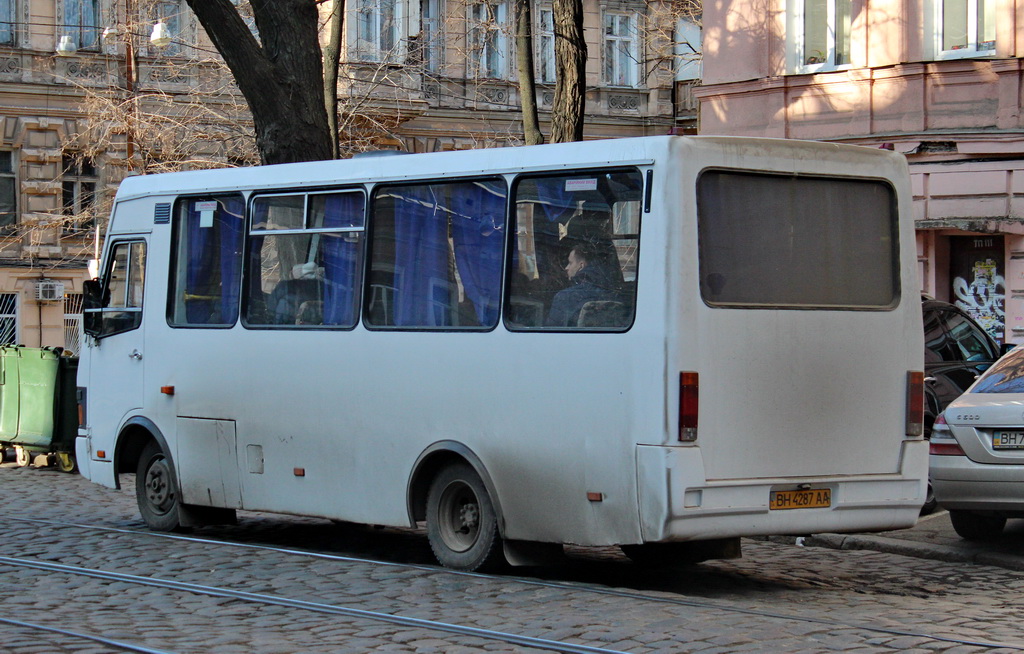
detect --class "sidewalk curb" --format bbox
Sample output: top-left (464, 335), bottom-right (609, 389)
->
top-left (799, 533), bottom-right (1024, 571)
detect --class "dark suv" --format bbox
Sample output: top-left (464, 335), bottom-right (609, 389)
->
top-left (922, 297), bottom-right (1003, 512)
top-left (923, 297), bottom-right (1002, 434)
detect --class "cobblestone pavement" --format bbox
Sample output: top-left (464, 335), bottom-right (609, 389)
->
top-left (2, 462), bottom-right (1024, 653)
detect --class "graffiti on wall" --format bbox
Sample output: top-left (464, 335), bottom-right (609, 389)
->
top-left (954, 257), bottom-right (1005, 342)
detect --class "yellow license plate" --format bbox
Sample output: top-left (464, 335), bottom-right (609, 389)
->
top-left (769, 488), bottom-right (832, 510)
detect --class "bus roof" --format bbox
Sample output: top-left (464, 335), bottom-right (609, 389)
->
top-left (113, 135), bottom-right (904, 202)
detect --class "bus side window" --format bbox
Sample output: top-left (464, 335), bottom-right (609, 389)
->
top-left (244, 191), bottom-right (364, 329)
top-left (168, 195), bottom-right (245, 327)
top-left (505, 170), bottom-right (642, 331)
top-left (366, 179), bottom-right (506, 330)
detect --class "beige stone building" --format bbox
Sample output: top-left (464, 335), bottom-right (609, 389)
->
top-left (0, 0), bottom-right (696, 352)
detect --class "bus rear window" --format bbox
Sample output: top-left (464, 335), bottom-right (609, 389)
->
top-left (696, 171), bottom-right (898, 309)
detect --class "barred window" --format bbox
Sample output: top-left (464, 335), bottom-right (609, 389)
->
top-left (0, 293), bottom-right (18, 345)
top-left (64, 293), bottom-right (83, 355)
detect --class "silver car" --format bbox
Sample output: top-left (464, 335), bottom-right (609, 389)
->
top-left (931, 345), bottom-right (1024, 539)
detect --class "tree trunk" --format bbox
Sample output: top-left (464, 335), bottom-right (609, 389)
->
top-left (323, 0), bottom-right (345, 159)
top-left (184, 0), bottom-right (332, 164)
top-left (550, 0), bottom-right (586, 143)
top-left (514, 0), bottom-right (544, 146)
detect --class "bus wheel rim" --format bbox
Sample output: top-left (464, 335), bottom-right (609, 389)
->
top-left (145, 457), bottom-right (174, 514)
top-left (438, 480), bottom-right (480, 553)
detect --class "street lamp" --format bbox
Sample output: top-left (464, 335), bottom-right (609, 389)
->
top-left (55, 35), bottom-right (76, 56)
top-left (150, 22), bottom-right (171, 48)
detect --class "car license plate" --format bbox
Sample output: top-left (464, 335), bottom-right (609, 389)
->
top-left (993, 430), bottom-right (1024, 449)
top-left (769, 488), bottom-right (831, 510)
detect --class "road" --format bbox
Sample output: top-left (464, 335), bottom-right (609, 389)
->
top-left (1, 461), bottom-right (1023, 653)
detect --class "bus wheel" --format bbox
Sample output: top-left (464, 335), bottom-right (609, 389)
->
top-left (426, 463), bottom-right (504, 571)
top-left (135, 441), bottom-right (181, 531)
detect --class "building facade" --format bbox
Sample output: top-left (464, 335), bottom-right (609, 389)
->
top-left (0, 0), bottom-right (697, 352)
top-left (697, 0), bottom-right (1024, 344)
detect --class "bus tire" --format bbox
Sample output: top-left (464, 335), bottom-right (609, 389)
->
top-left (426, 463), bottom-right (505, 571)
top-left (135, 441), bottom-right (182, 532)
top-left (949, 510), bottom-right (1006, 540)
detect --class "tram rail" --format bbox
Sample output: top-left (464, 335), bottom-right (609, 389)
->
top-left (3, 515), bottom-right (1023, 652)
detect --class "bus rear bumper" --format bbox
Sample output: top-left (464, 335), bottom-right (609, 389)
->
top-left (635, 440), bottom-right (928, 543)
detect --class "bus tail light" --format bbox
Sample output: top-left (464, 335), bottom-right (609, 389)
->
top-left (679, 372), bottom-right (698, 442)
top-left (906, 371), bottom-right (924, 437)
top-left (76, 387), bottom-right (87, 429)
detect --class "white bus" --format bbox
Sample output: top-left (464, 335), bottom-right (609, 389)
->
top-left (76, 136), bottom-right (927, 571)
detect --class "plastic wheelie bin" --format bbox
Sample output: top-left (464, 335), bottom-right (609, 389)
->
top-left (0, 346), bottom-right (80, 472)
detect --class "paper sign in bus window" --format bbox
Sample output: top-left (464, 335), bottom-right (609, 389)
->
top-left (195, 201), bottom-right (218, 228)
top-left (565, 179), bottom-right (597, 192)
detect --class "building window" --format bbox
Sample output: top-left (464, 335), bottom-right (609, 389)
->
top-left (675, 18), bottom-right (701, 81)
top-left (354, 0), bottom-right (398, 62)
top-left (421, 0), bottom-right (444, 72)
top-left (537, 7), bottom-right (555, 83)
top-left (0, 0), bottom-right (17, 45)
top-left (0, 151), bottom-right (15, 232)
top-left (468, 1), bottom-right (510, 79)
top-left (61, 154), bottom-right (97, 236)
top-left (64, 293), bottom-right (83, 355)
top-left (0, 293), bottom-right (16, 345)
top-left (790, 0), bottom-right (851, 72)
top-left (603, 12), bottom-right (640, 87)
top-left (62, 0), bottom-right (100, 51)
top-left (936, 0), bottom-right (995, 57)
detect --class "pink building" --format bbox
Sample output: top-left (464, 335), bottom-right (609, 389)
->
top-left (696, 0), bottom-right (1024, 343)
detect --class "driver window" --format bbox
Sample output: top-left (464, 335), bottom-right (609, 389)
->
top-left (91, 241), bottom-right (146, 338)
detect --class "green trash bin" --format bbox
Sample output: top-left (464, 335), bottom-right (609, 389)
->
top-left (0, 346), bottom-right (78, 471)
top-left (0, 345), bottom-right (22, 444)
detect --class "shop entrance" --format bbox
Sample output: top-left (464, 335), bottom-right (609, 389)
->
top-left (950, 235), bottom-right (1005, 344)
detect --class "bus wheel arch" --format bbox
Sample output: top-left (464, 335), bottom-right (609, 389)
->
top-left (114, 416), bottom-right (174, 488)
top-left (408, 442), bottom-right (508, 571)
top-left (114, 417), bottom-right (184, 532)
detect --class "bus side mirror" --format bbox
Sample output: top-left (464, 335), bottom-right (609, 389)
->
top-left (82, 279), bottom-right (103, 338)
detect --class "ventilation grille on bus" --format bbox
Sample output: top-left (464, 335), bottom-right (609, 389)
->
top-left (154, 203), bottom-right (171, 224)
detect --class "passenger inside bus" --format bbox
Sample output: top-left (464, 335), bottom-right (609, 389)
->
top-left (268, 263), bottom-right (323, 324)
top-left (546, 241), bottom-right (628, 327)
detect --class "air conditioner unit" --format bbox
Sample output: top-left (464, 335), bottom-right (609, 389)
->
top-left (35, 280), bottom-right (65, 302)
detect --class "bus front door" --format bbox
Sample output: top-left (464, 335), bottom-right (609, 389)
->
top-left (85, 239), bottom-right (148, 468)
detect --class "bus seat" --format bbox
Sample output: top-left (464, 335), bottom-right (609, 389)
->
top-left (296, 301), bottom-right (324, 325)
top-left (508, 297), bottom-right (545, 327)
top-left (577, 300), bottom-right (628, 328)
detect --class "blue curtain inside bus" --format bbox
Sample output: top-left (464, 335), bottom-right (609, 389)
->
top-left (449, 182), bottom-right (505, 326)
top-left (392, 186), bottom-right (449, 326)
top-left (185, 196), bottom-right (244, 324)
top-left (389, 181), bottom-right (505, 327)
top-left (321, 193), bottom-right (364, 326)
